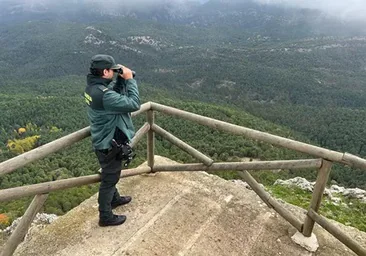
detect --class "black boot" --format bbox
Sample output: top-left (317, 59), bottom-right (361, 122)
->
top-left (99, 214), bottom-right (126, 227)
top-left (111, 196), bottom-right (132, 209)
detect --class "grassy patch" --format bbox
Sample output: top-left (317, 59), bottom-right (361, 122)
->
top-left (268, 185), bottom-right (366, 232)
top-left (321, 197), bottom-right (366, 232)
top-left (269, 185), bottom-right (312, 209)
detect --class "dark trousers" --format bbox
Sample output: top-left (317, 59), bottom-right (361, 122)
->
top-left (95, 149), bottom-right (122, 220)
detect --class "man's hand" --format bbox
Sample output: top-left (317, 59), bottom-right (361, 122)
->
top-left (118, 65), bottom-right (133, 80)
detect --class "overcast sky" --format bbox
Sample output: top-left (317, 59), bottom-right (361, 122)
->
top-left (3, 0), bottom-right (366, 22)
top-left (255, 0), bottom-right (366, 21)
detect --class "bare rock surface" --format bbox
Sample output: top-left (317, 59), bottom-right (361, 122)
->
top-left (2, 213), bottom-right (58, 236)
top-left (274, 177), bottom-right (366, 203)
top-left (8, 156), bottom-right (366, 256)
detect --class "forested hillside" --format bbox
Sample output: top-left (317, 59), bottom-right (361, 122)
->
top-left (1, 17), bottom-right (366, 156)
top-left (1, 0), bottom-right (366, 228)
top-left (0, 80), bottom-right (316, 226)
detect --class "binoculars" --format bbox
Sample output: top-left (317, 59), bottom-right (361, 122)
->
top-left (113, 68), bottom-right (136, 78)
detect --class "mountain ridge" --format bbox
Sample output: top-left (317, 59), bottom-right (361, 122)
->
top-left (1, 0), bottom-right (365, 37)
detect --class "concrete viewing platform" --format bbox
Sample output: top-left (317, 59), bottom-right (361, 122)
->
top-left (11, 156), bottom-right (366, 256)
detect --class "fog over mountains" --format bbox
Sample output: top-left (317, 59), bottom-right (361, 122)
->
top-left (1, 0), bottom-right (365, 38)
top-left (2, 0), bottom-right (366, 23)
top-left (256, 0), bottom-right (366, 22)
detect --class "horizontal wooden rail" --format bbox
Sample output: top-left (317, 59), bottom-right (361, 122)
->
top-left (0, 103), bottom-right (150, 177)
top-left (152, 159), bottom-right (322, 172)
top-left (342, 153), bottom-right (366, 171)
top-left (0, 166), bottom-right (151, 202)
top-left (131, 102), bottom-right (151, 117)
top-left (0, 127), bottom-right (90, 177)
top-left (1, 101), bottom-right (365, 256)
top-left (308, 209), bottom-right (366, 256)
top-left (151, 102), bottom-right (366, 170)
top-left (152, 124), bottom-right (214, 166)
top-left (239, 171), bottom-right (303, 232)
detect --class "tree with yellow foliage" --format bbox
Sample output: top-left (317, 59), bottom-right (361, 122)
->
top-left (25, 122), bottom-right (39, 132)
top-left (18, 127), bottom-right (26, 135)
top-left (0, 213), bottom-right (10, 229)
top-left (7, 135), bottom-right (41, 154)
top-left (7, 140), bottom-right (24, 154)
top-left (49, 126), bottom-right (62, 133)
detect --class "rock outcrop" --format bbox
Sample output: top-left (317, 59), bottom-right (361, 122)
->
top-left (274, 177), bottom-right (366, 203)
top-left (2, 213), bottom-right (58, 236)
top-left (2, 157), bottom-right (365, 256)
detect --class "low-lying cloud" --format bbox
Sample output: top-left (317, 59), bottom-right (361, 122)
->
top-left (2, 0), bottom-right (366, 22)
top-left (256, 0), bottom-right (366, 22)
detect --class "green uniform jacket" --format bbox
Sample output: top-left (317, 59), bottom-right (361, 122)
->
top-left (84, 74), bottom-right (140, 150)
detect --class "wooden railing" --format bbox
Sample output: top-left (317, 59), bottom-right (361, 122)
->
top-left (0, 101), bottom-right (365, 256)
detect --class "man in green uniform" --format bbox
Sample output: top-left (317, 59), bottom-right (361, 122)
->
top-left (84, 54), bottom-right (140, 227)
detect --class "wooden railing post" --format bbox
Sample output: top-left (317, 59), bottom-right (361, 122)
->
top-left (239, 171), bottom-right (303, 232)
top-left (303, 159), bottom-right (333, 237)
top-left (151, 124), bottom-right (214, 166)
top-left (1, 194), bottom-right (48, 256)
top-left (1, 102), bottom-right (366, 256)
top-left (308, 209), bottom-right (366, 255)
top-left (147, 110), bottom-right (155, 171)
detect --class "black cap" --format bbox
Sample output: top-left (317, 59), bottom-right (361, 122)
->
top-left (90, 54), bottom-right (119, 70)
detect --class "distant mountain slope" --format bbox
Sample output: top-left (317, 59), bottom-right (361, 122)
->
top-left (1, 0), bottom-right (365, 38)
top-left (1, 12), bottom-right (366, 158)
top-left (1, 18), bottom-right (366, 105)
top-left (1, 0), bottom-right (366, 187)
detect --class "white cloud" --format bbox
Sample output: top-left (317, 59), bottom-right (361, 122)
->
top-left (2, 0), bottom-right (366, 22)
top-left (255, 0), bottom-right (366, 21)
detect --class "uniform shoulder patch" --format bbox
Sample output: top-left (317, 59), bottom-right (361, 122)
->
top-left (97, 85), bottom-right (109, 92)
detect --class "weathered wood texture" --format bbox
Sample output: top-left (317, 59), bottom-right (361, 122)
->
top-left (238, 171), bottom-right (303, 232)
top-left (0, 167), bottom-right (151, 202)
top-left (152, 124), bottom-right (214, 166)
top-left (0, 127), bottom-right (90, 177)
top-left (131, 102), bottom-right (151, 118)
top-left (303, 160), bottom-right (333, 237)
top-left (0, 102), bottom-right (151, 177)
top-left (151, 102), bottom-right (366, 170)
top-left (130, 122), bottom-right (150, 148)
top-left (147, 110), bottom-right (155, 170)
top-left (1, 101), bottom-right (366, 256)
top-left (342, 153), bottom-right (366, 170)
top-left (152, 159), bottom-right (321, 172)
top-left (308, 209), bottom-right (366, 256)
top-left (0, 194), bottom-right (48, 256)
